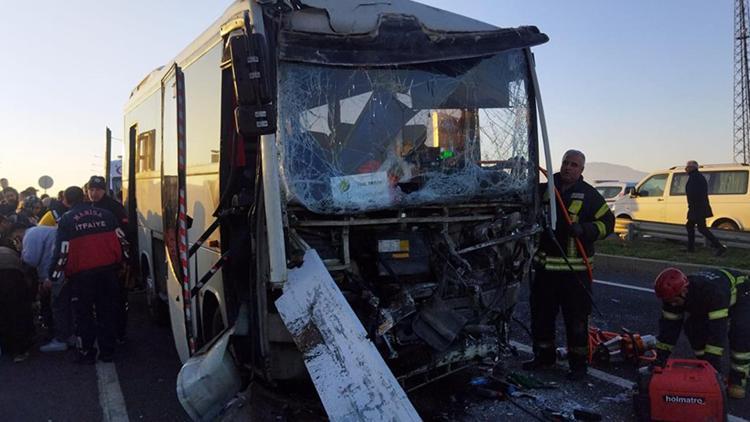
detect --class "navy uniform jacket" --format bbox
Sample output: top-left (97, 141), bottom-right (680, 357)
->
top-left (536, 173), bottom-right (615, 272)
top-left (656, 269), bottom-right (748, 367)
top-left (92, 195), bottom-right (127, 231)
top-left (51, 203), bottom-right (129, 280)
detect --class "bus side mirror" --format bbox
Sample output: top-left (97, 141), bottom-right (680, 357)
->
top-left (230, 33), bottom-right (272, 105)
top-left (229, 32), bottom-right (276, 136)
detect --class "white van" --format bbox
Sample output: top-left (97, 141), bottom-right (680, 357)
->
top-left (614, 163), bottom-right (750, 231)
top-left (594, 180), bottom-right (636, 211)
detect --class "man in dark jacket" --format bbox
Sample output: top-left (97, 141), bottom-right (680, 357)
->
top-left (87, 176), bottom-right (127, 228)
top-left (87, 175), bottom-right (130, 344)
top-left (653, 267), bottom-right (749, 399)
top-left (685, 160), bottom-right (726, 255)
top-left (523, 150), bottom-right (615, 380)
top-left (0, 187), bottom-right (19, 217)
top-left (51, 186), bottom-right (128, 363)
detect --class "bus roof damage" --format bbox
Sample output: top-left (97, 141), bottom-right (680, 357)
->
top-left (279, 5), bottom-right (547, 66)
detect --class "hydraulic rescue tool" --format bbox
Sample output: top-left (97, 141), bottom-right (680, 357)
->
top-left (556, 327), bottom-right (657, 365)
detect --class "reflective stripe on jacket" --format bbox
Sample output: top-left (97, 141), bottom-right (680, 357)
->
top-left (536, 173), bottom-right (614, 272)
top-left (657, 269), bottom-right (748, 362)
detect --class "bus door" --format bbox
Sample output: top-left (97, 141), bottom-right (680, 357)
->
top-left (161, 66), bottom-right (198, 361)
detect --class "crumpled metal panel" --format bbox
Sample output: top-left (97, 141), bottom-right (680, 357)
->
top-left (275, 249), bottom-right (421, 421)
top-left (295, 0), bottom-right (496, 35)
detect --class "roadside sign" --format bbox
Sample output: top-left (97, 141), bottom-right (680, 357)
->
top-left (110, 159), bottom-right (122, 179)
top-left (38, 175), bottom-right (54, 191)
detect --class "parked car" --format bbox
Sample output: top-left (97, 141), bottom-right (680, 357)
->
top-left (613, 163), bottom-right (750, 231)
top-left (594, 180), bottom-right (636, 211)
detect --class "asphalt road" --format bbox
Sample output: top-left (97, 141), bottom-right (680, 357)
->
top-left (0, 290), bottom-right (189, 422)
top-left (1, 258), bottom-right (747, 421)
top-left (415, 257), bottom-right (750, 421)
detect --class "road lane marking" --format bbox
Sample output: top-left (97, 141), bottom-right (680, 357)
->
top-left (96, 362), bottom-right (130, 422)
top-left (509, 341), bottom-right (749, 422)
top-left (593, 279), bottom-right (654, 293)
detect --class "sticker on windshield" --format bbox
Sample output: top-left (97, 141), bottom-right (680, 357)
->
top-left (331, 172), bottom-right (392, 209)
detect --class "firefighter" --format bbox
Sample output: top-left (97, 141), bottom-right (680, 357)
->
top-left (523, 149), bottom-right (615, 380)
top-left (87, 175), bottom-right (130, 345)
top-left (653, 267), bottom-right (750, 399)
top-left (51, 186), bottom-right (129, 363)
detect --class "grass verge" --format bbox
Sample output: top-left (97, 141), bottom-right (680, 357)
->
top-left (597, 236), bottom-right (750, 271)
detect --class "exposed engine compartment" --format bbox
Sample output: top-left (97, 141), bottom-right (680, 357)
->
top-left (287, 204), bottom-right (540, 390)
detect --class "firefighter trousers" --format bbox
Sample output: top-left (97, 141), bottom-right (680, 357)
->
top-left (71, 268), bottom-right (119, 358)
top-left (530, 269), bottom-right (592, 369)
top-left (684, 293), bottom-right (750, 388)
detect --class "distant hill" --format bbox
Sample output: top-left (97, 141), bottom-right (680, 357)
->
top-left (583, 162), bottom-right (648, 183)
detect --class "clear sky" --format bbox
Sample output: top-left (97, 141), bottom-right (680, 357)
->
top-left (0, 0), bottom-right (735, 192)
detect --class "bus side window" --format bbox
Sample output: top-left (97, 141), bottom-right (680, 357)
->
top-left (137, 130), bottom-right (156, 173)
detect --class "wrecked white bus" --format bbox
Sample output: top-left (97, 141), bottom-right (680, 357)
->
top-left (121, 0), bottom-right (552, 419)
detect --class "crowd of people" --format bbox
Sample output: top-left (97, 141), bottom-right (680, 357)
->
top-left (0, 176), bottom-right (130, 364)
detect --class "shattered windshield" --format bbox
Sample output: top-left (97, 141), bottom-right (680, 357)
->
top-left (278, 50), bottom-right (533, 214)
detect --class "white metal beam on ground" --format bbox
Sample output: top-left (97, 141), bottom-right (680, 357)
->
top-left (275, 249), bottom-right (421, 421)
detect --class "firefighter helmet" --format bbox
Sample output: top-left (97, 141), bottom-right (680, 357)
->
top-left (654, 267), bottom-right (688, 300)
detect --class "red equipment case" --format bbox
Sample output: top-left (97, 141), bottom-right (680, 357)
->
top-left (634, 359), bottom-right (727, 421)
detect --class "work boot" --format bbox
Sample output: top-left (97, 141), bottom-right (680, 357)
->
top-left (522, 353), bottom-right (555, 371)
top-left (729, 385), bottom-right (746, 399)
top-left (567, 352), bottom-right (589, 381)
top-left (566, 366), bottom-right (588, 381)
top-left (74, 349), bottom-right (97, 365)
top-left (523, 346), bottom-right (556, 370)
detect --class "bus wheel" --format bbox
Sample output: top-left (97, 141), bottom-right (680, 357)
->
top-left (145, 270), bottom-right (169, 325)
top-left (203, 296), bottom-right (225, 341)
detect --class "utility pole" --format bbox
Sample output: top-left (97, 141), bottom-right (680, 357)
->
top-left (734, 0), bottom-right (750, 164)
top-left (105, 127), bottom-right (112, 192)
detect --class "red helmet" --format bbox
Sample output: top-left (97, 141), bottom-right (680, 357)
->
top-left (654, 268), bottom-right (688, 300)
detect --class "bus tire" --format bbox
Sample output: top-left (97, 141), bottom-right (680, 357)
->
top-left (144, 265), bottom-right (169, 325)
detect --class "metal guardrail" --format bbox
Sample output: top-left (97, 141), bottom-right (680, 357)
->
top-left (619, 218), bottom-right (750, 249)
top-left (614, 218), bottom-right (631, 235)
